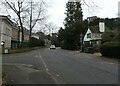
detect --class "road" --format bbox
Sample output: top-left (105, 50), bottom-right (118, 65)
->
top-left (2, 47), bottom-right (119, 84)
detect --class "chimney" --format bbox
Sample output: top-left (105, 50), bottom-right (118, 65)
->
top-left (99, 22), bottom-right (105, 32)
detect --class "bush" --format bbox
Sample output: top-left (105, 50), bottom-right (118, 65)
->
top-left (100, 42), bottom-right (120, 58)
top-left (2, 72), bottom-right (8, 85)
top-left (101, 30), bottom-right (120, 44)
top-left (60, 40), bottom-right (65, 49)
top-left (60, 40), bottom-right (77, 50)
top-left (28, 37), bottom-right (45, 47)
top-left (93, 44), bottom-right (100, 52)
top-left (51, 38), bottom-right (60, 47)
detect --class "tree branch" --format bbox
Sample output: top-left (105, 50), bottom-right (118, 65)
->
top-left (4, 0), bottom-right (18, 14)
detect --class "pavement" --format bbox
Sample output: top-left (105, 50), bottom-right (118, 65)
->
top-left (0, 54), bottom-right (2, 86)
top-left (89, 52), bottom-right (119, 64)
top-left (2, 47), bottom-right (119, 84)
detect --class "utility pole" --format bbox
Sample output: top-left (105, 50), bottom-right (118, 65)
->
top-left (52, 28), bottom-right (53, 36)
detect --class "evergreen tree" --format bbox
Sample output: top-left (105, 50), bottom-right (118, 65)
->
top-left (60, 1), bottom-right (83, 50)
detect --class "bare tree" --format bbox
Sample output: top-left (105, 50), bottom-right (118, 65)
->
top-left (3, 0), bottom-right (47, 44)
top-left (24, 0), bottom-right (47, 41)
top-left (81, 0), bottom-right (100, 13)
top-left (43, 22), bottom-right (58, 36)
top-left (3, 0), bottom-right (28, 43)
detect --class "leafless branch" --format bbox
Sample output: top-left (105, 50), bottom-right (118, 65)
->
top-left (4, 0), bottom-right (18, 14)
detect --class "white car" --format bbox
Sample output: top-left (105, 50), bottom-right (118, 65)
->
top-left (50, 45), bottom-right (56, 49)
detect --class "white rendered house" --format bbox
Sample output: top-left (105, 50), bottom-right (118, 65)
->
top-left (0, 15), bottom-right (12, 49)
top-left (83, 22), bottom-right (105, 45)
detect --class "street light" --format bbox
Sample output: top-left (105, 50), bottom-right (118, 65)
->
top-left (1, 42), bottom-right (4, 45)
top-left (1, 41), bottom-right (5, 54)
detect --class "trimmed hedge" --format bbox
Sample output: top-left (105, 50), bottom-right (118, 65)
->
top-left (28, 37), bottom-right (45, 47)
top-left (60, 40), bottom-right (78, 50)
top-left (100, 42), bottom-right (120, 58)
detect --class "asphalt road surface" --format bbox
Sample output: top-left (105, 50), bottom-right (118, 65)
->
top-left (2, 47), bottom-right (119, 84)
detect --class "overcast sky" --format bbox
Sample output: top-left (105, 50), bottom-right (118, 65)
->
top-left (47, 0), bottom-right (120, 28)
top-left (0, 0), bottom-right (120, 33)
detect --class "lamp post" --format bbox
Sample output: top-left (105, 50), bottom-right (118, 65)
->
top-left (80, 33), bottom-right (83, 53)
top-left (1, 41), bottom-right (5, 54)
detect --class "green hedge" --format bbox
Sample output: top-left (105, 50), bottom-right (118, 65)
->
top-left (28, 37), bottom-right (45, 47)
top-left (60, 40), bottom-right (77, 50)
top-left (100, 42), bottom-right (120, 58)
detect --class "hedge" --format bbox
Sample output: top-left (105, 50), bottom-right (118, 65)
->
top-left (28, 37), bottom-right (45, 47)
top-left (100, 42), bottom-right (120, 58)
top-left (60, 40), bottom-right (78, 50)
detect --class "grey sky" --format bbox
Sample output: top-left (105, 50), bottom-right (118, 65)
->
top-left (47, 0), bottom-right (120, 28)
top-left (0, 0), bottom-right (119, 33)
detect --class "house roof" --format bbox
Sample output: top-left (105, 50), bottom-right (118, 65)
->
top-left (0, 15), bottom-right (14, 26)
top-left (0, 15), bottom-right (18, 29)
top-left (89, 26), bottom-right (102, 34)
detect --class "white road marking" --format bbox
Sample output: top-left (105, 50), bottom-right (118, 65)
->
top-left (3, 63), bottom-right (33, 66)
top-left (39, 55), bottom-right (48, 71)
top-left (109, 62), bottom-right (114, 64)
top-left (11, 80), bottom-right (14, 82)
top-left (35, 55), bottom-right (38, 58)
top-left (38, 54), bottom-right (59, 84)
top-left (56, 74), bottom-right (60, 77)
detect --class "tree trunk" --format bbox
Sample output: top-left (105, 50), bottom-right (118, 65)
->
top-left (29, 1), bottom-right (33, 41)
top-left (18, 14), bottom-right (24, 46)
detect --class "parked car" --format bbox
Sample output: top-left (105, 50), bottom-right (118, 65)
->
top-left (50, 45), bottom-right (56, 49)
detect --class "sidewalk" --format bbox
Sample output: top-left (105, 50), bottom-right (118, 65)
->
top-left (74, 50), bottom-right (119, 64)
top-left (89, 52), bottom-right (119, 64)
top-left (93, 53), bottom-right (102, 57)
top-left (3, 47), bottom-right (42, 54)
top-left (3, 64), bottom-right (56, 84)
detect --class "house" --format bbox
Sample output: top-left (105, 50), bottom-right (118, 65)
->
top-left (87, 16), bottom-right (98, 22)
top-left (0, 15), bottom-right (12, 51)
top-left (44, 39), bottom-right (51, 46)
top-left (12, 24), bottom-right (30, 48)
top-left (31, 33), bottom-right (39, 39)
top-left (23, 27), bottom-right (29, 42)
top-left (83, 22), bottom-right (105, 46)
top-left (36, 32), bottom-right (45, 40)
top-left (11, 22), bottom-right (19, 49)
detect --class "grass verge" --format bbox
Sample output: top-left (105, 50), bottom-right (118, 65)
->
top-left (2, 72), bottom-right (8, 86)
top-left (8, 47), bottom-right (42, 54)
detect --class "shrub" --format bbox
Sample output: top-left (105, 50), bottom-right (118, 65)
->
top-left (28, 37), bottom-right (45, 47)
top-left (60, 40), bottom-right (77, 50)
top-left (60, 40), bottom-right (65, 49)
top-left (100, 42), bottom-right (120, 58)
top-left (51, 38), bottom-right (60, 47)
top-left (101, 30), bottom-right (120, 44)
top-left (93, 44), bottom-right (100, 52)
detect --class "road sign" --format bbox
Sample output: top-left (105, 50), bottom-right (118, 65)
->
top-left (80, 37), bottom-right (82, 43)
top-left (80, 34), bottom-right (83, 43)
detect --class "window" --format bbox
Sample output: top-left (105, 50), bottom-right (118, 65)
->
top-left (87, 33), bottom-right (91, 38)
top-left (5, 27), bottom-right (11, 36)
